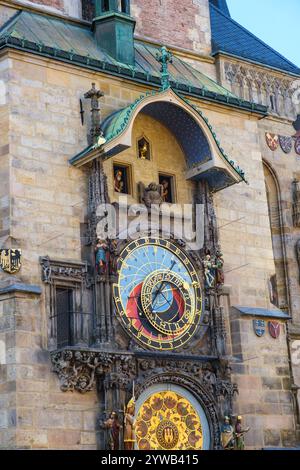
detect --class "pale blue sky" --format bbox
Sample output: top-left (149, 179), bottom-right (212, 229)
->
top-left (226, 0), bottom-right (300, 67)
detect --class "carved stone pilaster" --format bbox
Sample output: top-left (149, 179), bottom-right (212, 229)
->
top-left (87, 159), bottom-right (110, 246)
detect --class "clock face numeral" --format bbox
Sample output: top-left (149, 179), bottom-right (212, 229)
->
top-left (113, 238), bottom-right (202, 350)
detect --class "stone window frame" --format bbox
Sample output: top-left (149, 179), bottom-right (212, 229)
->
top-left (40, 257), bottom-right (91, 351)
top-left (158, 172), bottom-right (177, 204)
top-left (113, 161), bottom-right (133, 196)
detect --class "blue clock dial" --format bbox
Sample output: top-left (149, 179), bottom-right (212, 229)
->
top-left (113, 238), bottom-right (202, 350)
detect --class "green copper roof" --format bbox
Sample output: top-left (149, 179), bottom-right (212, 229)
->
top-left (0, 10), bottom-right (267, 114)
top-left (70, 88), bottom-right (247, 187)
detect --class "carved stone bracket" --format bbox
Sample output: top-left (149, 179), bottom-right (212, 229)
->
top-left (104, 355), bottom-right (137, 391)
top-left (51, 350), bottom-right (114, 393)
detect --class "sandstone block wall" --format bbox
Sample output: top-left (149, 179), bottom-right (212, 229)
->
top-left (229, 310), bottom-right (295, 448)
top-left (0, 0), bottom-right (298, 443)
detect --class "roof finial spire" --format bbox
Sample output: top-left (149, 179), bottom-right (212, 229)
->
top-left (84, 83), bottom-right (105, 145)
top-left (156, 46), bottom-right (173, 91)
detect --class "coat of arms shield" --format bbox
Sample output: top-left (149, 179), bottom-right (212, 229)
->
top-left (265, 133), bottom-right (279, 151)
top-left (253, 319), bottom-right (266, 337)
top-left (279, 135), bottom-right (292, 154)
top-left (0, 249), bottom-right (22, 274)
top-left (295, 137), bottom-right (300, 156)
top-left (268, 321), bottom-right (280, 339)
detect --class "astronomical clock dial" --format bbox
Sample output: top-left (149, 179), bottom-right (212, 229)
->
top-left (113, 238), bottom-right (202, 350)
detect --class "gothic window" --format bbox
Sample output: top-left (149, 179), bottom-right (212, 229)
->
top-left (263, 162), bottom-right (288, 310)
top-left (113, 163), bottom-right (132, 195)
top-left (137, 136), bottom-right (151, 161)
top-left (270, 94), bottom-right (276, 112)
top-left (159, 174), bottom-right (176, 203)
top-left (121, 0), bottom-right (130, 14)
top-left (55, 287), bottom-right (74, 348)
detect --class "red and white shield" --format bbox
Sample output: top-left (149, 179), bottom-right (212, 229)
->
top-left (266, 133), bottom-right (279, 151)
top-left (268, 321), bottom-right (280, 339)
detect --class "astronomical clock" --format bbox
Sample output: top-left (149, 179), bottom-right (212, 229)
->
top-left (113, 238), bottom-right (202, 351)
top-left (109, 235), bottom-right (230, 451)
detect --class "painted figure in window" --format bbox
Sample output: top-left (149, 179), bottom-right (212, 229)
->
top-left (124, 398), bottom-right (136, 451)
top-left (114, 169), bottom-right (124, 193)
top-left (161, 179), bottom-right (170, 203)
top-left (221, 416), bottom-right (235, 450)
top-left (104, 412), bottom-right (121, 451)
top-left (95, 239), bottom-right (109, 274)
top-left (235, 416), bottom-right (250, 450)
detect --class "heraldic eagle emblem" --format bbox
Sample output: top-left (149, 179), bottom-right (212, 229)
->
top-left (0, 249), bottom-right (22, 274)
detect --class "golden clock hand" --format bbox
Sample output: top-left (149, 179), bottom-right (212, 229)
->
top-left (152, 260), bottom-right (177, 306)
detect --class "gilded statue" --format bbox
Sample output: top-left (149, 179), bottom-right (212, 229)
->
top-left (124, 397), bottom-right (136, 451)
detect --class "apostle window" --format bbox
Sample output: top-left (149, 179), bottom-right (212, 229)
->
top-left (113, 163), bottom-right (132, 195)
top-left (159, 174), bottom-right (175, 203)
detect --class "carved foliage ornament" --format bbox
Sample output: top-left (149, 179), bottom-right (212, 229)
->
top-left (51, 350), bottom-right (114, 393)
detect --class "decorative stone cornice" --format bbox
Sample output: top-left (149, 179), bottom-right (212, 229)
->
top-left (223, 60), bottom-right (298, 119)
top-left (40, 256), bottom-right (90, 285)
top-left (0, 282), bottom-right (42, 296)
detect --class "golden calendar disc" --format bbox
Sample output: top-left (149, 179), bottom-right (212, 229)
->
top-left (135, 391), bottom-right (203, 450)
